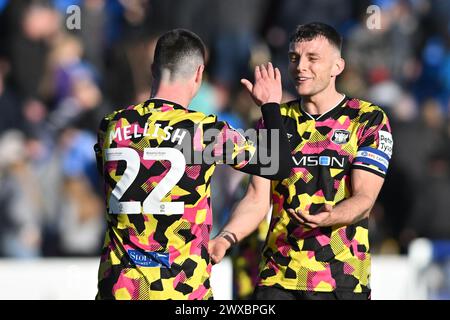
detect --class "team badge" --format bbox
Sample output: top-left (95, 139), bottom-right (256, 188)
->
top-left (331, 129), bottom-right (350, 145)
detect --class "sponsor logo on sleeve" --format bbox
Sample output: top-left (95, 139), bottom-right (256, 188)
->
top-left (355, 146), bottom-right (390, 173)
top-left (357, 150), bottom-right (389, 168)
top-left (378, 131), bottom-right (393, 158)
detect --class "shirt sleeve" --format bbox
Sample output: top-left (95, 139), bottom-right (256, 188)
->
top-left (352, 108), bottom-right (393, 178)
top-left (212, 120), bottom-right (256, 169)
top-left (202, 103), bottom-right (293, 179)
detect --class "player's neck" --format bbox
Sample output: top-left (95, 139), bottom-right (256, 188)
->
top-left (300, 89), bottom-right (344, 116)
top-left (151, 83), bottom-right (193, 108)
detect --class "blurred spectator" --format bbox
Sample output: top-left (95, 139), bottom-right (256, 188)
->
top-left (8, 3), bottom-right (61, 98)
top-left (0, 130), bottom-right (44, 257)
top-left (393, 99), bottom-right (447, 187)
top-left (47, 63), bottom-right (111, 134)
top-left (55, 128), bottom-right (104, 256)
top-left (377, 98), bottom-right (448, 252)
top-left (209, 0), bottom-right (269, 91)
top-left (39, 34), bottom-right (86, 103)
top-left (346, 0), bottom-right (418, 88)
top-left (0, 57), bottom-right (22, 133)
top-left (403, 148), bottom-right (450, 240)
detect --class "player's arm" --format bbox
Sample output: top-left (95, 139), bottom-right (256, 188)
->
top-left (287, 169), bottom-right (384, 228)
top-left (208, 175), bottom-right (271, 264)
top-left (288, 107), bottom-right (393, 228)
top-left (229, 62), bottom-right (294, 179)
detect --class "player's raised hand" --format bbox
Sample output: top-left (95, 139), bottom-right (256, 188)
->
top-left (241, 62), bottom-right (282, 106)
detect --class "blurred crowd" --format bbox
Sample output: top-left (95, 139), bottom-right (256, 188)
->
top-left (0, 0), bottom-right (449, 260)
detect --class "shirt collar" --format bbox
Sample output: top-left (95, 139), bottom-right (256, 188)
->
top-left (144, 98), bottom-right (187, 110)
top-left (300, 95), bottom-right (348, 121)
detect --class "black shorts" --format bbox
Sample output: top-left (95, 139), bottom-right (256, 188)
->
top-left (253, 285), bottom-right (371, 300)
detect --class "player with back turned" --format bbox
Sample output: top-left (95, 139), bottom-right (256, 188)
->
top-left (93, 29), bottom-right (292, 300)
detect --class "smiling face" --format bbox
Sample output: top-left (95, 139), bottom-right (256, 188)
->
top-left (288, 36), bottom-right (344, 98)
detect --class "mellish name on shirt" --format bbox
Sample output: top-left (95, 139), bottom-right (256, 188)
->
top-left (109, 123), bottom-right (187, 145)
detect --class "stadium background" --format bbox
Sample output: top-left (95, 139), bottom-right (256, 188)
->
top-left (0, 0), bottom-right (449, 299)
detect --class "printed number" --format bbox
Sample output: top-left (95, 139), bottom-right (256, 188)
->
top-left (105, 147), bottom-right (185, 215)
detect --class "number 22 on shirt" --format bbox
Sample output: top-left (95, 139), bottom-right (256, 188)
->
top-left (105, 147), bottom-right (185, 215)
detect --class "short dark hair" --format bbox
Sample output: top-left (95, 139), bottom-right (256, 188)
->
top-left (153, 29), bottom-right (206, 81)
top-left (289, 22), bottom-right (343, 52)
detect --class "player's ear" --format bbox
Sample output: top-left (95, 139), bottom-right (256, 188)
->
top-left (195, 64), bottom-right (204, 84)
top-left (191, 64), bottom-right (204, 96)
top-left (332, 57), bottom-right (345, 78)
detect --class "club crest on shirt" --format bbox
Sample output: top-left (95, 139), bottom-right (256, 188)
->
top-left (331, 129), bottom-right (350, 145)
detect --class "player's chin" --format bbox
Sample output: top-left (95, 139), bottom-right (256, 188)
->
top-left (296, 86), bottom-right (313, 96)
